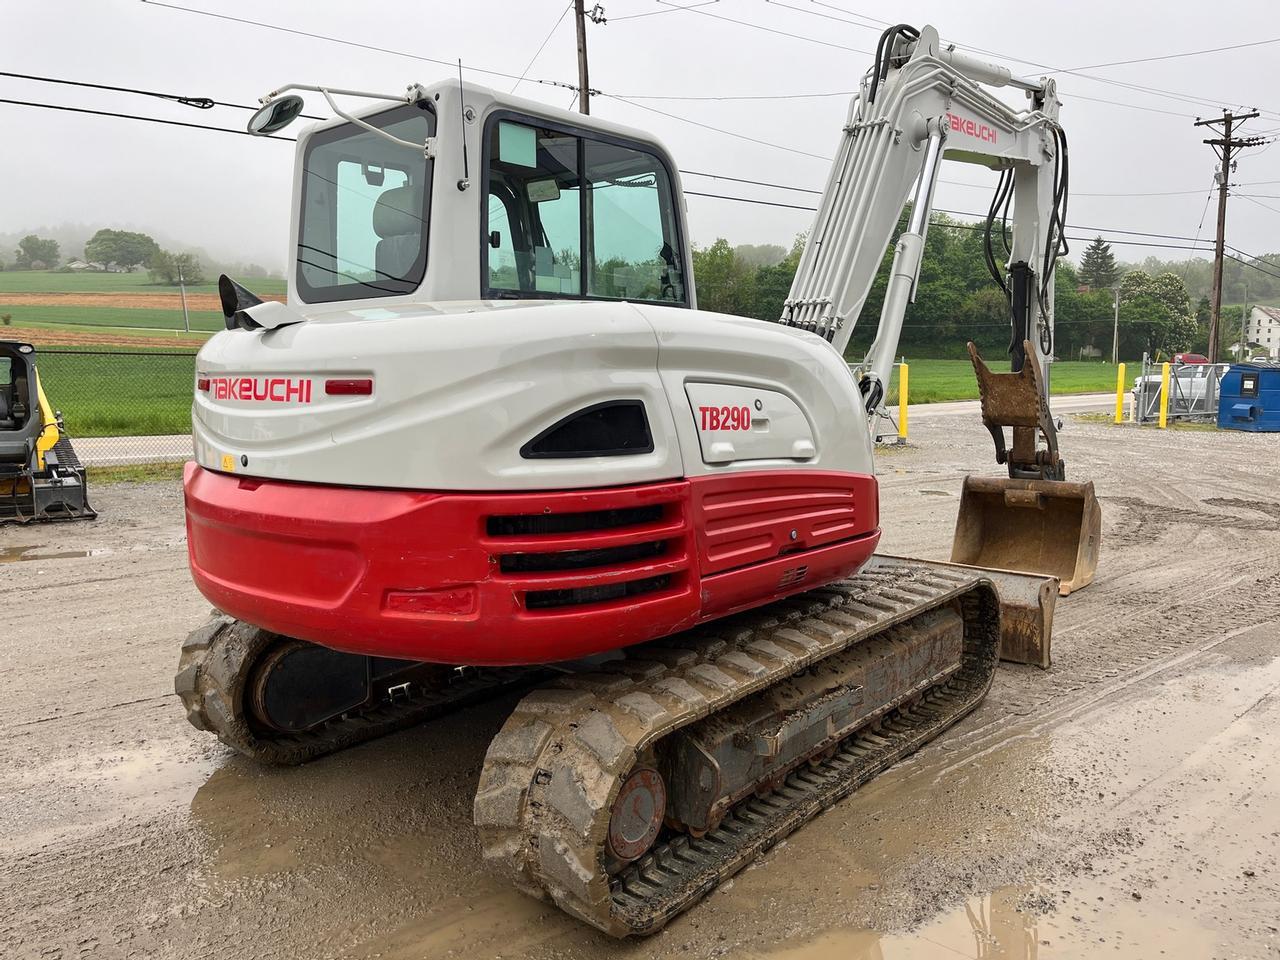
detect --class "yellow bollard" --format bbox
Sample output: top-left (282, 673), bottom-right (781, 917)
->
top-left (898, 362), bottom-right (908, 441)
top-left (1158, 361), bottom-right (1170, 429)
top-left (1114, 362), bottom-right (1126, 424)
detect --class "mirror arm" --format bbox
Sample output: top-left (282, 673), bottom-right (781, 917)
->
top-left (261, 82), bottom-right (426, 106)
top-left (317, 89), bottom-right (436, 158)
top-left (258, 83), bottom-right (435, 158)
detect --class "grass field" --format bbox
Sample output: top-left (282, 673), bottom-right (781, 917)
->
top-left (41, 349), bottom-right (196, 437)
top-left (883, 359), bottom-right (1127, 405)
top-left (0, 269), bottom-right (286, 297)
top-left (2, 304), bottom-right (224, 332)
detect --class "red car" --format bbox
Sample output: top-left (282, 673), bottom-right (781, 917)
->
top-left (1173, 353), bottom-right (1210, 365)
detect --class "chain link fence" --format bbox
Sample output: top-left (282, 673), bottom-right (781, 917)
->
top-left (35, 348), bottom-right (197, 465)
top-left (1132, 355), bottom-right (1230, 424)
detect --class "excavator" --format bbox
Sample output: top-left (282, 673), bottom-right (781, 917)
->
top-left (176, 24), bottom-right (1100, 935)
top-left (0, 341), bottom-right (95, 522)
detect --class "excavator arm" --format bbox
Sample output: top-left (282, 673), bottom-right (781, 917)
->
top-left (782, 24), bottom-right (1065, 409)
top-left (781, 24), bottom-right (1099, 594)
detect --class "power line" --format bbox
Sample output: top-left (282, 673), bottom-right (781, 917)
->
top-left (602, 93), bottom-right (830, 160)
top-left (1238, 194), bottom-right (1280, 217)
top-left (682, 169), bottom-right (821, 194)
top-left (0, 69), bottom-right (326, 119)
top-left (810, 0), bottom-right (1280, 120)
top-left (7, 74), bottom-right (1279, 284)
top-left (1180, 178), bottom-right (1219, 284)
top-left (0, 96), bottom-right (297, 139)
top-left (511, 2), bottom-right (574, 94)
top-left (611, 90), bottom-right (856, 102)
top-left (610, 0), bottom-right (720, 21)
top-left (682, 188), bottom-right (1280, 276)
top-left (648, 0), bottom-right (871, 53)
top-left (138, 0), bottom-right (557, 89)
top-left (684, 189), bottom-right (817, 211)
top-left (1051, 35), bottom-right (1280, 72)
top-left (0, 69), bottom-right (214, 110)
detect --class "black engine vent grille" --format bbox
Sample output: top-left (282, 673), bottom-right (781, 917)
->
top-left (524, 574), bottom-right (672, 610)
top-left (486, 504), bottom-right (663, 537)
top-left (499, 540), bottom-right (666, 573)
top-left (521, 400), bottom-right (653, 459)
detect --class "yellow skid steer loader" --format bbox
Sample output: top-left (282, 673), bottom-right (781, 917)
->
top-left (0, 341), bottom-right (95, 523)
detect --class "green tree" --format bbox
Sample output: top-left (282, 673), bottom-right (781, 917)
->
top-left (147, 250), bottom-right (205, 285)
top-left (751, 234), bottom-right (805, 322)
top-left (84, 229), bottom-right (159, 272)
top-left (1118, 271), bottom-right (1197, 357)
top-left (1077, 236), bottom-right (1118, 290)
top-left (691, 238), bottom-right (755, 316)
top-left (13, 234), bottom-right (60, 269)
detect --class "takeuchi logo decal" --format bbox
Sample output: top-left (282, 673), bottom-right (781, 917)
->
top-left (211, 376), bottom-right (312, 403)
top-left (946, 113), bottom-right (998, 144)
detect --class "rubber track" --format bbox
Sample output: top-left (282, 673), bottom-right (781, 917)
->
top-left (474, 560), bottom-right (1001, 936)
top-left (174, 614), bottom-right (533, 766)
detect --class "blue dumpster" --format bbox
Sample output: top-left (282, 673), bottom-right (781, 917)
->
top-left (1217, 362), bottom-right (1280, 432)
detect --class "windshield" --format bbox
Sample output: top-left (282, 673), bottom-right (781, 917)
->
top-left (297, 103), bottom-right (435, 302)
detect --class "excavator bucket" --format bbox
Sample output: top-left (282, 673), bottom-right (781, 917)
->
top-left (952, 342), bottom-right (1102, 597)
top-left (951, 475), bottom-right (1101, 596)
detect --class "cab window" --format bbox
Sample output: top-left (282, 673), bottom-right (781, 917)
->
top-left (297, 103), bottom-right (435, 302)
top-left (483, 117), bottom-right (686, 304)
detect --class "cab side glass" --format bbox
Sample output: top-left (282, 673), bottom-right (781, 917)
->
top-left (483, 116), bottom-right (685, 305)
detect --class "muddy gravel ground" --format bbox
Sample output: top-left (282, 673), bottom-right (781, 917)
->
top-left (3, 417), bottom-right (1279, 960)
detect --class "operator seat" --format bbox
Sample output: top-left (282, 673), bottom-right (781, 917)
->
top-left (372, 185), bottom-right (422, 282)
top-left (0, 353), bottom-right (39, 465)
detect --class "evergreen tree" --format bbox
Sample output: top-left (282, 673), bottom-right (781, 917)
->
top-left (1078, 236), bottom-right (1118, 290)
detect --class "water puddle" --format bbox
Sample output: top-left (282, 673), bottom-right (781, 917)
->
top-left (920, 489), bottom-right (951, 497)
top-left (4, 743), bottom-right (218, 855)
top-left (759, 882), bottom-right (1217, 959)
top-left (0, 544), bottom-right (111, 563)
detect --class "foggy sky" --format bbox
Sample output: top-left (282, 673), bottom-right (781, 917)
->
top-left (3, 0), bottom-right (1278, 273)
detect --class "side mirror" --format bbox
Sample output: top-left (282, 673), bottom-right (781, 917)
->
top-left (247, 95), bottom-right (306, 136)
top-left (218, 274), bottom-right (265, 331)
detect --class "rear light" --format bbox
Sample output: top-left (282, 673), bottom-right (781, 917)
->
top-left (196, 377), bottom-right (210, 392)
top-left (325, 378), bottom-right (373, 396)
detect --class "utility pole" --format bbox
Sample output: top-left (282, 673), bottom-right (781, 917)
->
top-left (1241, 284), bottom-right (1249, 359)
top-left (1194, 109), bottom-right (1262, 362)
top-left (572, 2), bottom-right (605, 115)
top-left (177, 262), bottom-right (191, 334)
top-left (574, 0), bottom-right (591, 115)
top-left (1111, 286), bottom-right (1120, 365)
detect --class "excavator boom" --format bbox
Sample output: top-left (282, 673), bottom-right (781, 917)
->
top-left (777, 24), bottom-right (1100, 592)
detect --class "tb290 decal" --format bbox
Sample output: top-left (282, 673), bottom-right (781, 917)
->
top-left (699, 405), bottom-right (753, 431)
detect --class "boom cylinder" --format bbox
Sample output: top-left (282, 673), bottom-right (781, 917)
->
top-left (863, 123), bottom-right (945, 405)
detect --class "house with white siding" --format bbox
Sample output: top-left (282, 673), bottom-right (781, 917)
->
top-left (1244, 305), bottom-right (1280, 358)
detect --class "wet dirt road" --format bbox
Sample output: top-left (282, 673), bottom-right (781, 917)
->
top-left (3, 416), bottom-right (1279, 959)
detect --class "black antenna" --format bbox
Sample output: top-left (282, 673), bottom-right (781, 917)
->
top-left (457, 59), bottom-right (470, 191)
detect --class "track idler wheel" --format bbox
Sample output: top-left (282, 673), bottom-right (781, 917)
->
top-left (606, 767), bottom-right (667, 867)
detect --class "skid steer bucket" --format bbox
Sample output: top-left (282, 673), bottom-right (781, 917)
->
top-left (951, 476), bottom-right (1101, 596)
top-left (953, 342), bottom-right (1102, 596)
